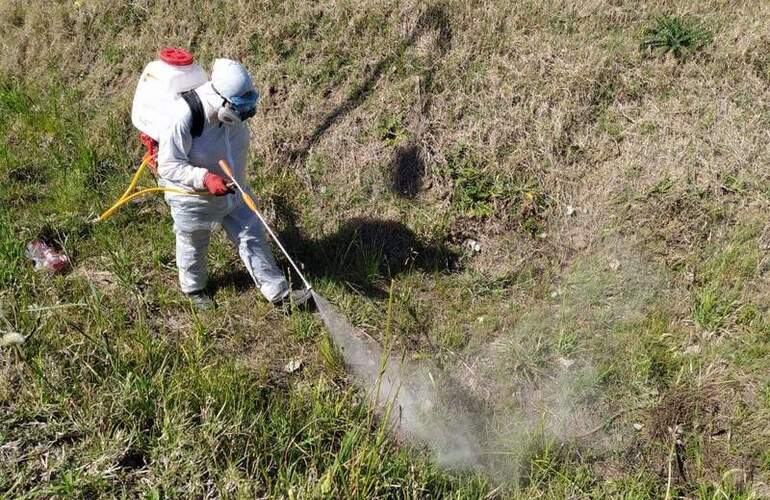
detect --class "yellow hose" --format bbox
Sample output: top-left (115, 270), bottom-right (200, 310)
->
top-left (96, 155), bottom-right (211, 223)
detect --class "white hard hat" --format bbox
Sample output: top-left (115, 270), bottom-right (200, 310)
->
top-left (210, 58), bottom-right (254, 100)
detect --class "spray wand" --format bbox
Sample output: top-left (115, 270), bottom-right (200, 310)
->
top-left (217, 159), bottom-right (313, 292)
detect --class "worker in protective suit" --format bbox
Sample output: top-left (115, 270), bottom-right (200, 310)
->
top-left (157, 58), bottom-right (310, 310)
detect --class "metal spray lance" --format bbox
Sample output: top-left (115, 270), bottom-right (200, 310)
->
top-left (217, 158), bottom-right (313, 292)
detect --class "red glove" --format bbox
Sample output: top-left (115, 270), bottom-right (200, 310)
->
top-left (203, 173), bottom-right (232, 196)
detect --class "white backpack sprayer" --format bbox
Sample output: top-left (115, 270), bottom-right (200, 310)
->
top-left (96, 48), bottom-right (211, 222)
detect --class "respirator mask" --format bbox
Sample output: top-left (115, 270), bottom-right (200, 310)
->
top-left (212, 85), bottom-right (259, 125)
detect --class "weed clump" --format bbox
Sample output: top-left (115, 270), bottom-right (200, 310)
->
top-left (446, 147), bottom-right (503, 219)
top-left (444, 146), bottom-right (546, 234)
top-left (376, 115), bottom-right (408, 146)
top-left (640, 15), bottom-right (712, 60)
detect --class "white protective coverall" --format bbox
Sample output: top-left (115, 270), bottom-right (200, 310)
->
top-left (156, 61), bottom-right (289, 302)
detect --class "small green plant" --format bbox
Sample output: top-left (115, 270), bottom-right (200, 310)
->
top-left (444, 146), bottom-right (548, 229)
top-left (640, 15), bottom-right (712, 60)
top-left (0, 83), bottom-right (29, 115)
top-left (318, 333), bottom-right (344, 373)
top-left (375, 115), bottom-right (408, 146)
top-left (351, 238), bottom-right (385, 289)
top-left (390, 287), bottom-right (430, 345)
top-left (290, 310), bottom-right (320, 340)
top-left (434, 324), bottom-right (466, 351)
top-left (693, 284), bottom-right (741, 333)
top-left (445, 147), bottom-right (504, 218)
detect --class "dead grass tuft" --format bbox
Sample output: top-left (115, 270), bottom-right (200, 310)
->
top-left (650, 379), bottom-right (723, 443)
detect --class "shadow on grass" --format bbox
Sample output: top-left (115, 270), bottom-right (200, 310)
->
top-left (212, 201), bottom-right (460, 298)
top-left (390, 143), bottom-right (426, 198)
top-left (292, 217), bottom-right (459, 298)
top-left (289, 5), bottom-right (452, 168)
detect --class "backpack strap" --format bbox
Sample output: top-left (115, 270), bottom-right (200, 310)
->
top-left (180, 90), bottom-right (205, 138)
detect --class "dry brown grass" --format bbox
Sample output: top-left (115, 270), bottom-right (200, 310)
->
top-left (4, 1), bottom-right (769, 246)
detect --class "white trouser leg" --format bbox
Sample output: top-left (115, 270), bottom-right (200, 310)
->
top-left (221, 203), bottom-right (289, 302)
top-left (175, 228), bottom-right (211, 294)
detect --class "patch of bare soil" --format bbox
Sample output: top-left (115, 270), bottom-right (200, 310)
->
top-left (68, 258), bottom-right (119, 292)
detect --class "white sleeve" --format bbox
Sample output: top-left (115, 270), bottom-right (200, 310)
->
top-left (157, 115), bottom-right (208, 190)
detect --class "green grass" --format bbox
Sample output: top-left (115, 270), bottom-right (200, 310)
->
top-left (444, 145), bottom-right (546, 229)
top-left (692, 224), bottom-right (760, 332)
top-left (3, 0), bottom-right (770, 497)
top-left (445, 146), bottom-right (504, 218)
top-left (2, 318), bottom-right (485, 497)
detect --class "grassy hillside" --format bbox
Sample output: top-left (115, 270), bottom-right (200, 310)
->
top-left (2, 0), bottom-right (770, 497)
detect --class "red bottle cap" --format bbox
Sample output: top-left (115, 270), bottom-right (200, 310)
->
top-left (159, 48), bottom-right (194, 66)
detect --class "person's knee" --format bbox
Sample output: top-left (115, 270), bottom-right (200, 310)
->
top-left (177, 229), bottom-right (211, 247)
top-left (231, 225), bottom-right (268, 251)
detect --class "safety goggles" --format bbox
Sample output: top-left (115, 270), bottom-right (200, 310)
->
top-left (229, 90), bottom-right (259, 119)
top-left (213, 86), bottom-right (260, 121)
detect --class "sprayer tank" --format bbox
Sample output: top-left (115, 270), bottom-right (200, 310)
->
top-left (130, 48), bottom-right (208, 141)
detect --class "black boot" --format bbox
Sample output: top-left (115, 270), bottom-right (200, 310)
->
top-left (272, 288), bottom-right (314, 311)
top-left (186, 289), bottom-right (214, 311)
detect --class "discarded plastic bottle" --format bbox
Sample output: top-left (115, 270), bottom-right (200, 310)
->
top-left (26, 240), bottom-right (70, 273)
